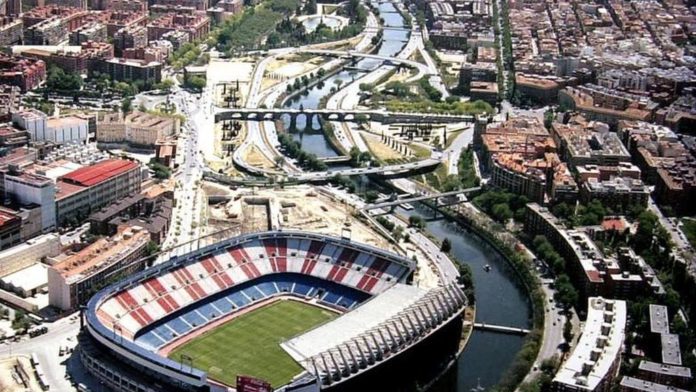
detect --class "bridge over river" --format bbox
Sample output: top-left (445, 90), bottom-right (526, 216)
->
top-left (214, 107), bottom-right (476, 125)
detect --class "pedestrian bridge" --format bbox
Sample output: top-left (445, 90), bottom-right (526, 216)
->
top-left (465, 322), bottom-right (531, 335)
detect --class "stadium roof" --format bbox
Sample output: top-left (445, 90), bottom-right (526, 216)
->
top-left (61, 159), bottom-right (138, 187)
top-left (281, 284), bottom-right (427, 362)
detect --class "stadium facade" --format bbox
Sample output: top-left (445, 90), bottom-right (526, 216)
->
top-left (81, 231), bottom-right (467, 391)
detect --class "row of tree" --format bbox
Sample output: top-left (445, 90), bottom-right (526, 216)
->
top-left (277, 132), bottom-right (328, 171)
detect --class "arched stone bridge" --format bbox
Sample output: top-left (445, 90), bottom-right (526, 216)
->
top-left (214, 108), bottom-right (476, 125)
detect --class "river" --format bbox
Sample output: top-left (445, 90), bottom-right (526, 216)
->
top-left (281, 2), bottom-right (409, 158)
top-left (280, 2), bottom-right (532, 390)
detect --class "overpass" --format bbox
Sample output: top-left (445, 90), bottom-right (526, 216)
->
top-left (214, 107), bottom-right (476, 125)
top-left (297, 49), bottom-right (433, 75)
top-left (318, 155), bottom-right (352, 164)
top-left (288, 157), bottom-right (442, 182)
top-left (361, 187), bottom-right (481, 211)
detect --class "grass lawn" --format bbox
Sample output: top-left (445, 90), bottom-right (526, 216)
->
top-left (682, 218), bottom-right (696, 248)
top-left (169, 300), bottom-right (336, 388)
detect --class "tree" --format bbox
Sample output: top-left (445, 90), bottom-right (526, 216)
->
top-left (540, 355), bottom-right (559, 375)
top-left (491, 203), bottom-right (513, 223)
top-left (563, 318), bottom-right (573, 342)
top-left (441, 175), bottom-right (462, 192)
top-left (145, 241), bottom-right (160, 259)
top-left (46, 66), bottom-right (82, 91)
top-left (408, 215), bottom-right (425, 229)
top-left (303, 0), bottom-right (317, 14)
top-left (554, 274), bottom-right (578, 309)
top-left (154, 78), bottom-right (175, 93)
top-left (12, 310), bottom-right (31, 332)
top-left (419, 77), bottom-right (442, 101)
top-left (359, 83), bottom-right (374, 92)
top-left (544, 109), bottom-right (555, 129)
top-left (364, 190), bottom-right (379, 203)
top-left (385, 81), bottom-right (409, 97)
top-left (121, 97), bottom-right (133, 114)
top-left (185, 76), bottom-right (207, 91)
top-left (148, 160), bottom-right (172, 179)
top-left (441, 238), bottom-right (452, 253)
top-left (551, 202), bottom-right (573, 221)
top-left (393, 226), bottom-right (404, 242)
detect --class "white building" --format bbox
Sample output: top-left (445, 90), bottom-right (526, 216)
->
top-left (0, 233), bottom-right (61, 278)
top-left (3, 171), bottom-right (56, 232)
top-left (552, 297), bottom-right (627, 392)
top-left (12, 109), bottom-right (89, 144)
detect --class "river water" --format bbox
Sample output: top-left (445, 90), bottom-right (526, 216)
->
top-left (281, 2), bottom-right (409, 157)
top-left (280, 3), bottom-right (532, 390)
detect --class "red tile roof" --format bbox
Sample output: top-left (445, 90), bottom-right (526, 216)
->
top-left (0, 208), bottom-right (19, 227)
top-left (602, 218), bottom-right (627, 232)
top-left (61, 159), bottom-right (138, 187)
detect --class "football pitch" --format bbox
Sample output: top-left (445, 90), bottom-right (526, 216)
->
top-left (168, 300), bottom-right (336, 387)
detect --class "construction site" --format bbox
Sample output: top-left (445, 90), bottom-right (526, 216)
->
top-left (200, 182), bottom-right (444, 290)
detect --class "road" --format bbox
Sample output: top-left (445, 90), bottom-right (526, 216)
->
top-left (229, 6), bottom-right (383, 172)
top-left (446, 125), bottom-right (473, 175)
top-left (317, 185), bottom-right (459, 285)
top-left (289, 156), bottom-right (442, 181)
top-left (323, 22), bottom-right (422, 154)
top-left (493, 0), bottom-right (511, 97)
top-left (518, 249), bottom-right (580, 386)
top-left (648, 197), bottom-right (693, 254)
top-left (158, 83), bottom-right (208, 260)
top-left (297, 48), bottom-right (433, 75)
top-left (0, 313), bottom-right (93, 392)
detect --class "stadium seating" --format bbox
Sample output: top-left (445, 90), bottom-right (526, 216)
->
top-left (98, 236), bottom-right (411, 339)
top-left (133, 273), bottom-right (371, 350)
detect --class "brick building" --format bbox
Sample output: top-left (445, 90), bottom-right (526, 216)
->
top-left (147, 12), bottom-right (210, 42)
top-left (113, 24), bottom-right (147, 56)
top-left (0, 55), bottom-right (46, 92)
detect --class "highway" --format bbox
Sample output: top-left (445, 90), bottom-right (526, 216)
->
top-left (158, 81), bottom-right (209, 260)
top-left (288, 156), bottom-right (442, 181)
top-left (361, 186), bottom-right (480, 210)
top-left (297, 48), bottom-right (434, 75)
top-left (230, 6), bottom-right (383, 173)
top-left (323, 22), bottom-right (423, 154)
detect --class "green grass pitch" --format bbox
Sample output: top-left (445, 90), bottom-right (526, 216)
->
top-left (168, 300), bottom-right (336, 387)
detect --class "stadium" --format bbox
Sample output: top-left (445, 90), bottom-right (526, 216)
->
top-left (82, 231), bottom-right (467, 392)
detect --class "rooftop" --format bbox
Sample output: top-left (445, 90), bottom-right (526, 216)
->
top-left (649, 304), bottom-right (670, 334)
top-left (61, 159), bottom-right (138, 187)
top-left (661, 333), bottom-right (682, 366)
top-left (55, 180), bottom-right (88, 201)
top-left (51, 226), bottom-right (149, 281)
top-left (282, 284), bottom-right (427, 362)
top-left (0, 208), bottom-right (19, 227)
top-left (553, 297), bottom-right (626, 390)
top-left (0, 262), bottom-right (48, 292)
top-left (620, 376), bottom-right (689, 392)
top-left (638, 360), bottom-right (691, 378)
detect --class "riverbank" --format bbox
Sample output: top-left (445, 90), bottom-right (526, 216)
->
top-left (421, 200), bottom-right (545, 391)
